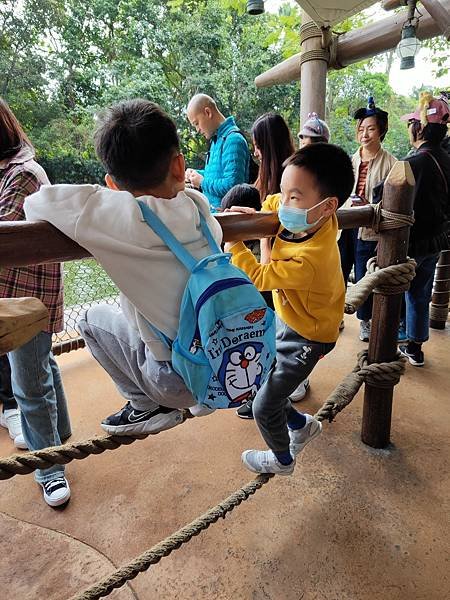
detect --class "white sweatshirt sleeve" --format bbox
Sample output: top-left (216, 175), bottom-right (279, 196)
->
top-left (184, 188), bottom-right (223, 246)
top-left (24, 184), bottom-right (101, 242)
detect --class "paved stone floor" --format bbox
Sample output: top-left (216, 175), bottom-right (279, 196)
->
top-left (0, 315), bottom-right (449, 600)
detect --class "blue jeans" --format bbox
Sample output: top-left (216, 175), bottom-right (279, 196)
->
top-left (8, 332), bottom-right (71, 483)
top-left (355, 239), bottom-right (378, 322)
top-left (406, 253), bottom-right (440, 343)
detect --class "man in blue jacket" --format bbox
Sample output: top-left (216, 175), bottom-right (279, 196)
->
top-left (186, 94), bottom-right (250, 212)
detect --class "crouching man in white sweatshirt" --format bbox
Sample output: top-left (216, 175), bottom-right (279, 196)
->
top-left (24, 99), bottom-right (222, 435)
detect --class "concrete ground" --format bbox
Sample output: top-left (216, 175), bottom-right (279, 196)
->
top-left (0, 315), bottom-right (449, 600)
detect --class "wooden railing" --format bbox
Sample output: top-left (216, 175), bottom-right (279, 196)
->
top-left (0, 165), bottom-right (415, 450)
top-left (0, 206), bottom-right (374, 268)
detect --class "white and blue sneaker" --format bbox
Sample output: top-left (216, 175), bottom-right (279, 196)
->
top-left (41, 477), bottom-right (71, 508)
top-left (101, 402), bottom-right (184, 435)
top-left (288, 414), bottom-right (322, 457)
top-left (241, 449), bottom-right (295, 475)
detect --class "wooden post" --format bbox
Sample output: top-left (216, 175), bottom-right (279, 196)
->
top-left (299, 11), bottom-right (328, 126)
top-left (430, 250), bottom-right (450, 330)
top-left (420, 0), bottom-right (450, 39)
top-left (254, 3), bottom-right (444, 88)
top-left (361, 162), bottom-right (415, 448)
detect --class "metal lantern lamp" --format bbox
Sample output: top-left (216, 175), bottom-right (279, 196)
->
top-left (247, 0), bottom-right (265, 15)
top-left (397, 23), bottom-right (421, 69)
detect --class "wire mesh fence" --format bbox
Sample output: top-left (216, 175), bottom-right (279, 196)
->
top-left (52, 259), bottom-right (119, 354)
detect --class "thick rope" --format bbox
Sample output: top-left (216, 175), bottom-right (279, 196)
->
top-left (0, 349), bottom-right (406, 480)
top-left (345, 258), bottom-right (416, 314)
top-left (70, 473), bottom-right (272, 600)
top-left (0, 412), bottom-right (192, 480)
top-left (299, 49), bottom-right (330, 66)
top-left (371, 203), bottom-right (415, 234)
top-left (1, 348), bottom-right (406, 598)
top-left (314, 350), bottom-right (406, 422)
top-left (71, 349), bottom-right (406, 600)
top-left (430, 305), bottom-right (450, 321)
top-left (300, 21), bottom-right (322, 43)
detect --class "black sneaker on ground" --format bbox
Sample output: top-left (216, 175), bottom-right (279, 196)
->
top-left (41, 477), bottom-right (71, 508)
top-left (399, 345), bottom-right (425, 367)
top-left (101, 401), bottom-right (184, 435)
top-left (236, 398), bottom-right (254, 419)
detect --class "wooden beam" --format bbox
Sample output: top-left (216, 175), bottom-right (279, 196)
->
top-left (0, 206), bottom-right (375, 268)
top-left (381, 0), bottom-right (406, 10)
top-left (421, 0), bottom-right (450, 39)
top-left (255, 3), bottom-right (445, 87)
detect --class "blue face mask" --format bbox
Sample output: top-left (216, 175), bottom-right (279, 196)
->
top-left (278, 197), bottom-right (329, 234)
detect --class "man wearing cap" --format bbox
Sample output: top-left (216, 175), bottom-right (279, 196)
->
top-left (298, 112), bottom-right (330, 147)
top-left (398, 92), bottom-right (450, 367)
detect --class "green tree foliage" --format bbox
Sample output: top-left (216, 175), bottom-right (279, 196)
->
top-left (1, 0), bottom-right (448, 182)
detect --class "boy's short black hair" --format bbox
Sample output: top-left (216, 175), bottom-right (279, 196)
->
top-left (283, 143), bottom-right (354, 207)
top-left (221, 184), bottom-right (261, 211)
top-left (94, 99), bottom-right (180, 191)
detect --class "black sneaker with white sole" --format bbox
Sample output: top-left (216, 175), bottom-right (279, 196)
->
top-left (399, 345), bottom-right (425, 367)
top-left (41, 477), bottom-right (71, 508)
top-left (236, 398), bottom-right (254, 419)
top-left (101, 401), bottom-right (184, 435)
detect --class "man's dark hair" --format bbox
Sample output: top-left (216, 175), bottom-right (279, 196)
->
top-left (94, 99), bottom-right (180, 191)
top-left (410, 120), bottom-right (448, 146)
top-left (221, 184), bottom-right (261, 211)
top-left (283, 143), bottom-right (354, 207)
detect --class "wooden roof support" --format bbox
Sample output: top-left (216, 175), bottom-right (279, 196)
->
top-left (0, 206), bottom-right (375, 269)
top-left (255, 1), bottom-right (446, 87)
top-left (299, 11), bottom-right (328, 125)
top-left (420, 0), bottom-right (450, 39)
top-left (381, 0), bottom-right (406, 9)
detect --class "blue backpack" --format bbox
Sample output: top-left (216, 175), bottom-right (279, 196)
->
top-left (138, 200), bottom-right (276, 409)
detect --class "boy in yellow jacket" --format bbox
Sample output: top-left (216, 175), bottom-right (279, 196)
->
top-left (224, 143), bottom-right (354, 475)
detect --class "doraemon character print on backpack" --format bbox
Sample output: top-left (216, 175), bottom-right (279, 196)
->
top-left (138, 200), bottom-right (276, 409)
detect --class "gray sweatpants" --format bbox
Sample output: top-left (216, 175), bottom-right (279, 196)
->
top-left (253, 318), bottom-right (335, 453)
top-left (78, 304), bottom-right (195, 412)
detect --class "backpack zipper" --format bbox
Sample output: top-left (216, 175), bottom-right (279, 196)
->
top-left (195, 277), bottom-right (252, 317)
top-left (189, 278), bottom-right (252, 351)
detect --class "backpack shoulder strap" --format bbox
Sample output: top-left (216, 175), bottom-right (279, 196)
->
top-left (222, 127), bottom-right (246, 144)
top-left (137, 200), bottom-right (197, 271)
top-left (184, 189), bottom-right (222, 254)
top-left (417, 150), bottom-right (449, 195)
top-left (198, 212), bottom-right (221, 254)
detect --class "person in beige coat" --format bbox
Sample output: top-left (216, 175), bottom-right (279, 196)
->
top-left (338, 97), bottom-right (396, 342)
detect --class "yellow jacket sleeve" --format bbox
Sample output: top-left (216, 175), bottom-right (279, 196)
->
top-left (261, 193), bottom-right (281, 213)
top-left (229, 241), bottom-right (314, 292)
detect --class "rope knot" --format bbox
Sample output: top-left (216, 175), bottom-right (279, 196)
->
top-left (345, 257), bottom-right (416, 313)
top-left (371, 202), bottom-right (415, 235)
top-left (356, 350), bottom-right (407, 388)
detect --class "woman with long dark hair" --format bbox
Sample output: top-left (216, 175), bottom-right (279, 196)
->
top-left (0, 98), bottom-right (71, 507)
top-left (252, 112), bottom-right (295, 204)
